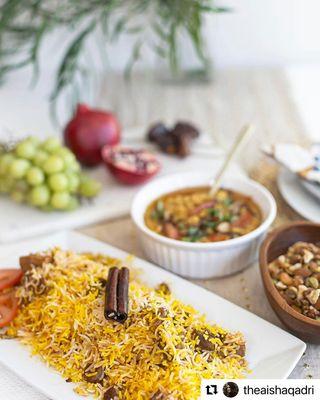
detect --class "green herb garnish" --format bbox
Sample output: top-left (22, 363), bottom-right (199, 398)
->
top-left (202, 220), bottom-right (217, 229)
top-left (209, 208), bottom-right (219, 217)
top-left (151, 200), bottom-right (165, 220)
top-left (187, 226), bottom-right (199, 236)
top-left (223, 197), bottom-right (233, 206)
top-left (222, 214), bottom-right (232, 222)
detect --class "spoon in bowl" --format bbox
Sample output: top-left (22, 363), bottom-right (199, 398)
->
top-left (209, 124), bottom-right (255, 197)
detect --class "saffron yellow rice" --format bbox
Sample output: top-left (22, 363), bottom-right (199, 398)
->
top-left (6, 248), bottom-right (248, 399)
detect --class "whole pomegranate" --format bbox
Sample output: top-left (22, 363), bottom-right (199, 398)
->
top-left (64, 104), bottom-right (121, 167)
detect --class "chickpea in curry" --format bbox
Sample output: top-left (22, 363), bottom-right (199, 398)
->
top-left (144, 187), bottom-right (262, 242)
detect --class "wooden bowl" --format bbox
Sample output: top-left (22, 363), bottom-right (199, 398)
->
top-left (260, 221), bottom-right (320, 343)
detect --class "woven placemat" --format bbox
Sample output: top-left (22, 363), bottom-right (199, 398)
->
top-left (250, 157), bottom-right (302, 227)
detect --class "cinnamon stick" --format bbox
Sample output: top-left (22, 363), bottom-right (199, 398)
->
top-left (104, 267), bottom-right (129, 323)
top-left (104, 267), bottom-right (119, 320)
top-left (117, 267), bottom-right (129, 322)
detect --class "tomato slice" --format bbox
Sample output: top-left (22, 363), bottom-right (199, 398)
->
top-left (232, 209), bottom-right (253, 229)
top-left (0, 269), bottom-right (23, 291)
top-left (0, 291), bottom-right (18, 327)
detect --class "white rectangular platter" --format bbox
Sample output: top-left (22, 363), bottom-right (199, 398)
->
top-left (0, 128), bottom-right (227, 244)
top-left (0, 231), bottom-right (305, 400)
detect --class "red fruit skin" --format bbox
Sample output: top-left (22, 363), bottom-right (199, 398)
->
top-left (101, 146), bottom-right (161, 185)
top-left (105, 162), bottom-right (160, 185)
top-left (64, 104), bottom-right (121, 167)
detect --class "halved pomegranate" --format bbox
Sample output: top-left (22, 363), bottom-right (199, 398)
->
top-left (102, 146), bottom-right (161, 185)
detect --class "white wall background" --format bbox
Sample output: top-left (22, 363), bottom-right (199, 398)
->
top-left (4, 0), bottom-right (320, 77)
top-left (1, 0), bottom-right (320, 138)
top-left (102, 0), bottom-right (320, 69)
top-left (206, 0), bottom-right (320, 68)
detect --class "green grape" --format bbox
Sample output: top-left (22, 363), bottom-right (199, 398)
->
top-left (2, 176), bottom-right (15, 192)
top-left (29, 185), bottom-right (50, 207)
top-left (26, 167), bottom-right (45, 186)
top-left (80, 178), bottom-right (102, 198)
top-left (42, 137), bottom-right (61, 153)
top-left (0, 179), bottom-right (6, 193)
top-left (9, 159), bottom-right (30, 179)
top-left (27, 136), bottom-right (40, 146)
top-left (15, 140), bottom-right (36, 159)
top-left (68, 159), bottom-right (81, 172)
top-left (66, 196), bottom-right (79, 211)
top-left (66, 172), bottom-right (80, 193)
top-left (0, 153), bottom-right (14, 175)
top-left (0, 177), bottom-right (14, 193)
top-left (33, 150), bottom-right (49, 167)
top-left (51, 191), bottom-right (71, 210)
top-left (13, 179), bottom-right (29, 193)
top-left (43, 155), bottom-right (64, 174)
top-left (56, 147), bottom-right (76, 167)
top-left (48, 173), bottom-right (68, 192)
top-left (11, 190), bottom-right (25, 203)
top-left (40, 204), bottom-right (54, 212)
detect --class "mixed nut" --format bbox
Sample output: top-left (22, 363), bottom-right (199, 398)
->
top-left (269, 241), bottom-right (320, 320)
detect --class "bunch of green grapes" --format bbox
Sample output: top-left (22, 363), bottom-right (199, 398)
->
top-left (0, 136), bottom-right (101, 211)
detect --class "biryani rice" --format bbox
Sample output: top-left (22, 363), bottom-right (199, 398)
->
top-left (6, 248), bottom-right (249, 399)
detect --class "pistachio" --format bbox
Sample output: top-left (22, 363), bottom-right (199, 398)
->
top-left (306, 289), bottom-right (320, 305)
top-left (315, 297), bottom-right (320, 311)
top-left (286, 286), bottom-right (298, 299)
top-left (306, 276), bottom-right (319, 289)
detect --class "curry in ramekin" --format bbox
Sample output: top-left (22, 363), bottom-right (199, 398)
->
top-left (144, 187), bottom-right (262, 243)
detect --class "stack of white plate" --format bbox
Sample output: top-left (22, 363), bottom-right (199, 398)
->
top-left (278, 145), bottom-right (320, 221)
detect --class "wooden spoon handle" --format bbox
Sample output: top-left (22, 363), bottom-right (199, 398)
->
top-left (209, 124), bottom-right (255, 197)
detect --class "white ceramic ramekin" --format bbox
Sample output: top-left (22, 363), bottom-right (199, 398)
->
top-left (131, 172), bottom-right (277, 279)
